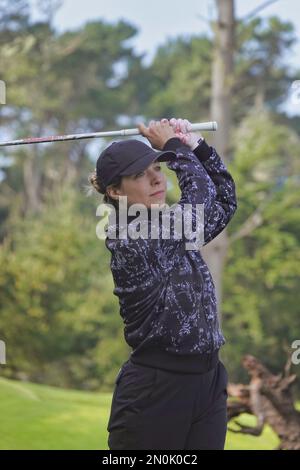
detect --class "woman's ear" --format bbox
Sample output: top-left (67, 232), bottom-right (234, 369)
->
top-left (106, 185), bottom-right (121, 202)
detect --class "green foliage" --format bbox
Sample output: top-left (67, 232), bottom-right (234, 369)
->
top-left (0, 185), bottom-right (130, 389)
top-left (221, 109), bottom-right (300, 382)
top-left (138, 35), bottom-right (213, 120)
top-left (233, 16), bottom-right (298, 122)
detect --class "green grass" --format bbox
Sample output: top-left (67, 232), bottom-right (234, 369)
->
top-left (0, 376), bottom-right (281, 450)
top-left (0, 376), bottom-right (110, 450)
top-left (225, 412), bottom-right (279, 450)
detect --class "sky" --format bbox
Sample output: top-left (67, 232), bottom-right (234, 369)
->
top-left (29, 0), bottom-right (300, 117)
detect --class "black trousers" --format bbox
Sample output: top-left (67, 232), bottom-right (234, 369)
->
top-left (106, 357), bottom-right (228, 450)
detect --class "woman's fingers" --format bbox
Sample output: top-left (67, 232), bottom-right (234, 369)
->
top-left (160, 118), bottom-right (169, 125)
top-left (184, 119), bottom-right (192, 132)
top-left (169, 118), bottom-right (178, 128)
top-left (177, 118), bottom-right (186, 134)
top-left (149, 117), bottom-right (192, 135)
top-left (179, 132), bottom-right (187, 144)
top-left (137, 122), bottom-right (149, 136)
top-left (148, 117), bottom-right (191, 132)
top-left (161, 117), bottom-right (191, 133)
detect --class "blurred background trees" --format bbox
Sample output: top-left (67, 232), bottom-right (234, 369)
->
top-left (0, 0), bottom-right (299, 391)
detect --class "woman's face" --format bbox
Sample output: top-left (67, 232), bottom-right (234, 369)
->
top-left (108, 161), bottom-right (167, 209)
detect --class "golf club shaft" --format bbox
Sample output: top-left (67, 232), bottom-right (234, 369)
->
top-left (0, 121), bottom-right (217, 147)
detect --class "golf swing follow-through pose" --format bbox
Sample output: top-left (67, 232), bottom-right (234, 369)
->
top-left (89, 117), bottom-right (237, 450)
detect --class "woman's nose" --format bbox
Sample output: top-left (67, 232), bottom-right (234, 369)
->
top-left (150, 169), bottom-right (162, 183)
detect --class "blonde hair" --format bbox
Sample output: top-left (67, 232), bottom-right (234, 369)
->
top-left (88, 169), bottom-right (103, 194)
top-left (84, 168), bottom-right (122, 210)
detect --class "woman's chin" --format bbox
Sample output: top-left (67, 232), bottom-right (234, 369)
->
top-left (150, 193), bottom-right (166, 204)
top-left (148, 200), bottom-right (166, 210)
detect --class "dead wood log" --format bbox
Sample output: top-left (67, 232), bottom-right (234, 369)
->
top-left (227, 354), bottom-right (300, 450)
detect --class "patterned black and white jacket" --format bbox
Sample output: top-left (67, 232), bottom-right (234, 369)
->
top-left (105, 137), bottom-right (237, 373)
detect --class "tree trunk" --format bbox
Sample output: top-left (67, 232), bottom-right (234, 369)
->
top-left (203, 0), bottom-right (235, 319)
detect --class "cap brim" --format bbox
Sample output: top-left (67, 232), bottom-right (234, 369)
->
top-left (119, 150), bottom-right (176, 176)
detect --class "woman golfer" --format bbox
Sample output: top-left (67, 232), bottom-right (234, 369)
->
top-left (89, 118), bottom-right (237, 450)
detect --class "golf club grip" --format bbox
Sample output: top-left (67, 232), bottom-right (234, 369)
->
top-left (124, 121), bottom-right (218, 136)
top-left (190, 121), bottom-right (218, 131)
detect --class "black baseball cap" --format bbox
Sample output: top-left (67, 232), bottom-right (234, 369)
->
top-left (96, 139), bottom-right (177, 194)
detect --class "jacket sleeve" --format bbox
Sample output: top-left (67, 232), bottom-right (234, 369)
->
top-left (163, 137), bottom-right (237, 247)
top-left (105, 137), bottom-right (238, 284)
